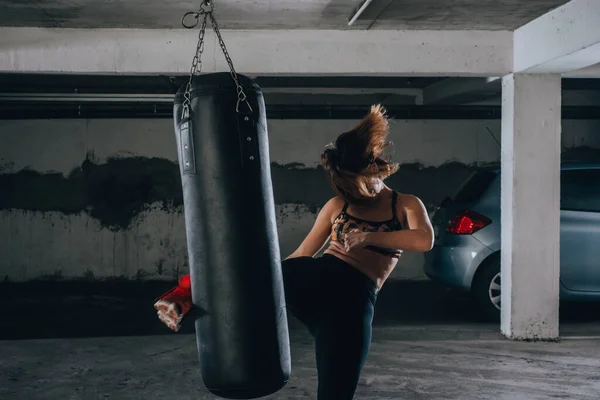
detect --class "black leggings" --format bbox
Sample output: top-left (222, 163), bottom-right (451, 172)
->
top-left (282, 254), bottom-right (379, 400)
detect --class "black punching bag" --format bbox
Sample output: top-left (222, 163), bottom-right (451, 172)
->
top-left (173, 72), bottom-right (291, 398)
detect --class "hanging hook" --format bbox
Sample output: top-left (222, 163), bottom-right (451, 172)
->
top-left (181, 1), bottom-right (214, 29)
top-left (182, 12), bottom-right (200, 29)
top-left (200, 0), bottom-right (214, 13)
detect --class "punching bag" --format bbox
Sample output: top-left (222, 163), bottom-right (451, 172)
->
top-left (173, 72), bottom-right (291, 398)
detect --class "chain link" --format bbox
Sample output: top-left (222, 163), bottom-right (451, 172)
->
top-left (181, 0), bottom-right (252, 119)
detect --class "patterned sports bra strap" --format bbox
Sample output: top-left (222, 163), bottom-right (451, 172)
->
top-left (342, 201), bottom-right (349, 213)
top-left (391, 191), bottom-right (398, 218)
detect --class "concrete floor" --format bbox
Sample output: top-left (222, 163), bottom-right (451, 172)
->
top-left (2, 280), bottom-right (600, 399)
top-left (2, 328), bottom-right (600, 400)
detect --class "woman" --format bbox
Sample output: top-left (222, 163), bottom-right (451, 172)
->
top-left (154, 104), bottom-right (434, 399)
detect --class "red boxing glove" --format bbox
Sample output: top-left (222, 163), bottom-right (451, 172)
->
top-left (178, 274), bottom-right (191, 290)
top-left (154, 274), bottom-right (193, 332)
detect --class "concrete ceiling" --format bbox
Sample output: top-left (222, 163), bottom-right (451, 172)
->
top-left (0, 0), bottom-right (569, 30)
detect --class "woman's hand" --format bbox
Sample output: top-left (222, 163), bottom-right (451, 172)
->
top-left (344, 230), bottom-right (370, 252)
top-left (362, 194), bottom-right (434, 253)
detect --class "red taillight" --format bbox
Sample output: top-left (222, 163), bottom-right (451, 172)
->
top-left (446, 210), bottom-right (492, 235)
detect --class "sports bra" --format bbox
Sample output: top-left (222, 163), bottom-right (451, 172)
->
top-left (331, 191), bottom-right (404, 258)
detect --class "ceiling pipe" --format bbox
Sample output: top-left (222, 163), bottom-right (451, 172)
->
top-left (0, 87), bottom-right (424, 103)
top-left (348, 0), bottom-right (374, 26)
top-left (0, 93), bottom-right (174, 103)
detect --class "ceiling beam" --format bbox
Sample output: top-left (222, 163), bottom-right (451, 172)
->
top-left (514, 0), bottom-right (600, 74)
top-left (563, 62), bottom-right (600, 78)
top-left (0, 27), bottom-right (513, 77)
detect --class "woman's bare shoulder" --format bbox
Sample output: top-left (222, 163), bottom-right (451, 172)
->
top-left (314, 196), bottom-right (346, 224)
top-left (322, 196), bottom-right (346, 216)
top-left (395, 192), bottom-right (426, 210)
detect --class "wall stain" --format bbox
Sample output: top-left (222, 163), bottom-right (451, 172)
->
top-left (0, 155), bottom-right (183, 231)
top-left (270, 161), bottom-right (476, 211)
top-left (156, 259), bottom-right (165, 276)
top-left (1, 146), bottom-right (598, 230)
top-left (82, 269), bottom-right (95, 281)
top-left (0, 158), bottom-right (14, 172)
top-left (135, 269), bottom-right (150, 280)
top-left (39, 270), bottom-right (64, 281)
top-left (272, 146), bottom-right (600, 211)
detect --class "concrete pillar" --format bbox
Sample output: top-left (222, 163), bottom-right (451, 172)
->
top-left (500, 73), bottom-right (561, 340)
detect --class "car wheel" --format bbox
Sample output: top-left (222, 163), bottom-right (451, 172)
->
top-left (472, 257), bottom-right (501, 321)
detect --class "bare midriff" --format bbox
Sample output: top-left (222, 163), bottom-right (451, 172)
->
top-left (324, 241), bottom-right (399, 289)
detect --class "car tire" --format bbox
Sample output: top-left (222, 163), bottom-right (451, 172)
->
top-left (472, 256), bottom-right (501, 321)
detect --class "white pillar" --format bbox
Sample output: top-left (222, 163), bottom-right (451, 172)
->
top-left (500, 73), bottom-right (561, 340)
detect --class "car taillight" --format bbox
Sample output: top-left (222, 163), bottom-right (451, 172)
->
top-left (446, 210), bottom-right (492, 235)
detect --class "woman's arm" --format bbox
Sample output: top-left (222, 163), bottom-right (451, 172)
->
top-left (285, 197), bottom-right (342, 259)
top-left (345, 194), bottom-right (434, 253)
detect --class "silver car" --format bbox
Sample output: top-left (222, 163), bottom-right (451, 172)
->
top-left (424, 162), bottom-right (600, 320)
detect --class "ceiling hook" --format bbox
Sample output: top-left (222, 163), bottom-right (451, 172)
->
top-left (200, 0), bottom-right (214, 13)
top-left (181, 11), bottom-right (200, 29)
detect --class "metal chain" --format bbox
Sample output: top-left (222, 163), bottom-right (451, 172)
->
top-left (208, 12), bottom-right (252, 113)
top-left (181, 0), bottom-right (252, 118)
top-left (181, 9), bottom-right (209, 119)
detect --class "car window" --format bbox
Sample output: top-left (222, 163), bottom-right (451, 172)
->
top-left (561, 169), bottom-right (600, 213)
top-left (453, 169), bottom-right (498, 204)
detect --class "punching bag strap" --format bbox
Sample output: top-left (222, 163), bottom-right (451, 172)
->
top-left (180, 118), bottom-right (197, 175)
top-left (236, 111), bottom-right (258, 169)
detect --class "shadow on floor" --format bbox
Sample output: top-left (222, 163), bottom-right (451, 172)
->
top-left (1, 279), bottom-right (599, 340)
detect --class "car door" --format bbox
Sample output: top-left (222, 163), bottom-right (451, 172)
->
top-left (559, 168), bottom-right (600, 293)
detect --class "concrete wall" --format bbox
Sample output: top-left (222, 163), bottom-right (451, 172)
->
top-left (1, 118), bottom-right (599, 282)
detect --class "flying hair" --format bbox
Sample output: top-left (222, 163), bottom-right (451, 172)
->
top-left (321, 104), bottom-right (399, 205)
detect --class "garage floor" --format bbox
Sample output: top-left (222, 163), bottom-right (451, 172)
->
top-left (1, 280), bottom-right (600, 399)
top-left (2, 327), bottom-right (600, 399)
